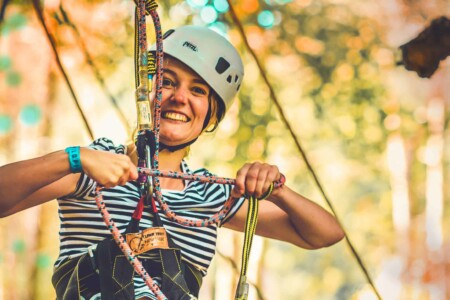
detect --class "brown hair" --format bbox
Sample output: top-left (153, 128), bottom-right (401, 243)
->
top-left (204, 90), bottom-right (226, 133)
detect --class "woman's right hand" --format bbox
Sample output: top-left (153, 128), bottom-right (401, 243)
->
top-left (80, 148), bottom-right (139, 188)
top-left (0, 147), bottom-right (139, 217)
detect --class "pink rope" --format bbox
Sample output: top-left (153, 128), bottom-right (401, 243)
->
top-left (94, 168), bottom-right (285, 296)
top-left (138, 168), bottom-right (285, 226)
top-left (95, 186), bottom-right (167, 300)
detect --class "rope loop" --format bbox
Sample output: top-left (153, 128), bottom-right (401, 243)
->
top-left (257, 183), bottom-right (274, 201)
top-left (133, 0), bottom-right (158, 14)
top-left (135, 167), bottom-right (286, 228)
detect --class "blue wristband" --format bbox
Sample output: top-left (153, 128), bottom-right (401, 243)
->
top-left (65, 146), bottom-right (82, 173)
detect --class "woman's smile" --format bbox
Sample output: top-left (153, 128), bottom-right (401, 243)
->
top-left (162, 111), bottom-right (190, 123)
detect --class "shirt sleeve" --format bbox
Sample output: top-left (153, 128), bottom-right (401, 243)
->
top-left (218, 183), bottom-right (245, 227)
top-left (59, 137), bottom-right (126, 200)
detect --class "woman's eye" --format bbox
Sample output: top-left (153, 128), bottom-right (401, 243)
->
top-left (192, 86), bottom-right (207, 95)
top-left (162, 78), bottom-right (174, 87)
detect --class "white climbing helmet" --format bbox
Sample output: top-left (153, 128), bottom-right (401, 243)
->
top-left (150, 25), bottom-right (244, 111)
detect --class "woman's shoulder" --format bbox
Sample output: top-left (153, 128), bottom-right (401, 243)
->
top-left (181, 160), bottom-right (214, 177)
top-left (89, 137), bottom-right (126, 154)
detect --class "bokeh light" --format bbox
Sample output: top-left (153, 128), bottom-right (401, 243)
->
top-left (213, 0), bottom-right (229, 13)
top-left (6, 71), bottom-right (21, 86)
top-left (265, 0), bottom-right (293, 5)
top-left (209, 21), bottom-right (228, 36)
top-left (0, 56), bottom-right (12, 70)
top-left (7, 13), bottom-right (27, 29)
top-left (273, 10), bottom-right (282, 26)
top-left (1, 13), bottom-right (27, 35)
top-left (12, 239), bottom-right (26, 253)
top-left (241, 0), bottom-right (259, 14)
top-left (257, 10), bottom-right (275, 28)
top-left (200, 5), bottom-right (218, 24)
top-left (0, 114), bottom-right (13, 134)
top-left (20, 104), bottom-right (42, 126)
top-left (186, 0), bottom-right (208, 9)
top-left (36, 253), bottom-right (52, 269)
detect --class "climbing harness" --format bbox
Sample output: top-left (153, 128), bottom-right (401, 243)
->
top-left (70, 0), bottom-right (285, 299)
top-left (94, 169), bottom-right (285, 299)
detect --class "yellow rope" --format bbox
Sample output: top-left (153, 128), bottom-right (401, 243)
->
top-left (235, 185), bottom-right (273, 300)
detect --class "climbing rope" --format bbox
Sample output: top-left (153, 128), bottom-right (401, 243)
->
top-left (235, 197), bottom-right (258, 300)
top-left (94, 0), bottom-right (285, 298)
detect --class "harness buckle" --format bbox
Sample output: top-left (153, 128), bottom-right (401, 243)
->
top-left (87, 244), bottom-right (99, 274)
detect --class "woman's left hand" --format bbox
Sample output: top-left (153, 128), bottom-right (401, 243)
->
top-left (227, 162), bottom-right (345, 249)
top-left (231, 162), bottom-right (281, 199)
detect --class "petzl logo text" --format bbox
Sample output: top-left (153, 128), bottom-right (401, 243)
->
top-left (183, 41), bottom-right (198, 52)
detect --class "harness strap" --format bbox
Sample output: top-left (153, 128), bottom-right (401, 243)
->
top-left (52, 241), bottom-right (202, 299)
top-left (93, 190), bottom-right (197, 299)
top-left (52, 254), bottom-right (99, 300)
top-left (97, 238), bottom-right (135, 299)
top-left (159, 249), bottom-right (197, 299)
top-left (97, 241), bottom-right (201, 299)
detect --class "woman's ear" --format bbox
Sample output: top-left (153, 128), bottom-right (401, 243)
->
top-left (203, 92), bottom-right (224, 133)
top-left (204, 119), bottom-right (219, 133)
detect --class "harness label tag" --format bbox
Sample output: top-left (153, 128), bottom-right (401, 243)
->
top-left (126, 227), bottom-right (169, 255)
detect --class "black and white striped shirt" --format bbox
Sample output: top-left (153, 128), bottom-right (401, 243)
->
top-left (55, 138), bottom-right (244, 299)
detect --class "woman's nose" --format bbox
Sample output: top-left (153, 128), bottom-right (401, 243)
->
top-left (170, 86), bottom-right (188, 104)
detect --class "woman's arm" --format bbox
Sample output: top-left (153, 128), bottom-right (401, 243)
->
top-left (223, 162), bottom-right (345, 249)
top-left (0, 147), bottom-right (138, 218)
top-left (0, 150), bottom-right (77, 216)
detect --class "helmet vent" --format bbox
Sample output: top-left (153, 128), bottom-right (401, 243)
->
top-left (215, 57), bottom-right (230, 74)
top-left (163, 29), bottom-right (175, 39)
top-left (227, 75), bottom-right (232, 83)
top-left (235, 75), bottom-right (239, 82)
top-left (237, 84), bottom-right (241, 91)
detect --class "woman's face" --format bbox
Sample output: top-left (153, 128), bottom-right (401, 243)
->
top-left (155, 57), bottom-right (211, 146)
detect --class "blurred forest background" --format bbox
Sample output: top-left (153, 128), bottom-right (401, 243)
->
top-left (0, 0), bottom-right (449, 299)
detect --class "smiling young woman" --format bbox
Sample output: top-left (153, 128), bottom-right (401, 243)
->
top-left (0, 26), bottom-right (344, 299)
top-left (158, 56), bottom-right (213, 147)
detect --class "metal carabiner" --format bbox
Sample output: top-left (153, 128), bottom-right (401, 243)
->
top-left (144, 143), bottom-right (153, 206)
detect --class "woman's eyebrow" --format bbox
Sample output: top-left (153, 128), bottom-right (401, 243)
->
top-left (163, 68), bottom-right (208, 86)
top-left (162, 68), bottom-right (177, 76)
top-left (193, 78), bottom-right (208, 85)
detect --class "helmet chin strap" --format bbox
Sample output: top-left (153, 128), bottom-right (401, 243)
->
top-left (160, 138), bottom-right (198, 152)
top-left (159, 99), bottom-right (212, 153)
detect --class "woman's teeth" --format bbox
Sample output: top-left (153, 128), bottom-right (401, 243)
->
top-left (163, 112), bottom-right (188, 122)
